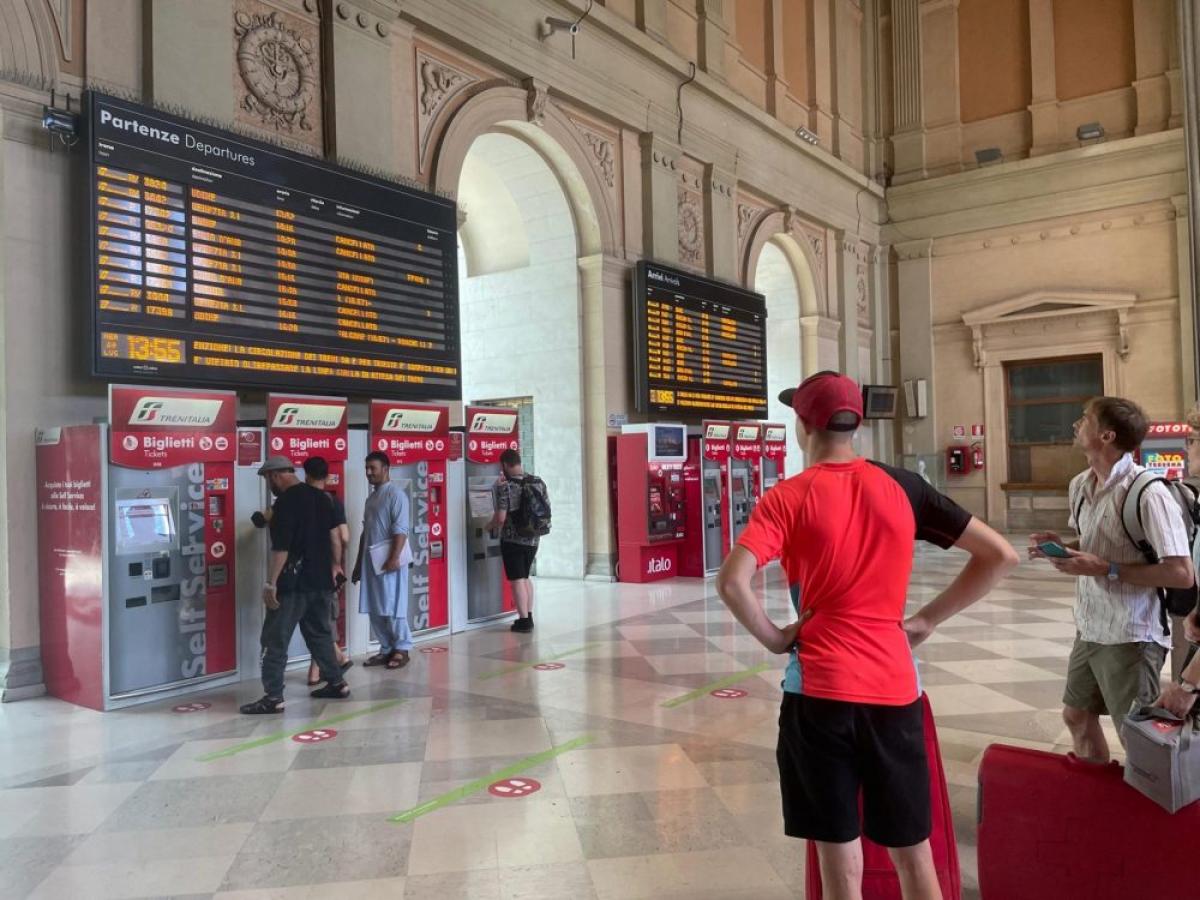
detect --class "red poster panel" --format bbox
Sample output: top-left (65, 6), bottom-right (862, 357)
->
top-left (465, 406), bottom-right (520, 463)
top-left (266, 394), bottom-right (349, 465)
top-left (36, 426), bottom-right (105, 710)
top-left (109, 385), bottom-right (237, 469)
top-left (237, 428), bottom-right (263, 467)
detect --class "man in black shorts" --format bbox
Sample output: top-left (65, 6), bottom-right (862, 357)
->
top-left (717, 372), bottom-right (1018, 898)
top-left (487, 449), bottom-right (539, 633)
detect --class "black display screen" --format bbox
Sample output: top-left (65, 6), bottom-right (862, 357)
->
top-left (88, 93), bottom-right (461, 398)
top-left (633, 261), bottom-right (767, 418)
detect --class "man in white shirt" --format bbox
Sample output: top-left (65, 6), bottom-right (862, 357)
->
top-left (1030, 396), bottom-right (1194, 763)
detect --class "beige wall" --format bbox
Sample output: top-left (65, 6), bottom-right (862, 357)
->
top-left (958, 0), bottom-right (1030, 124)
top-left (1053, 0), bottom-right (1136, 102)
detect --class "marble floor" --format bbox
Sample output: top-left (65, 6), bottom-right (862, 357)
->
top-left (0, 543), bottom-right (1112, 899)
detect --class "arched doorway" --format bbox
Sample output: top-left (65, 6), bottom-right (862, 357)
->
top-left (752, 234), bottom-right (820, 476)
top-left (454, 130), bottom-right (591, 579)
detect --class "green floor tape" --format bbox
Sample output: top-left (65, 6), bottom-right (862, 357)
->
top-left (389, 734), bottom-right (595, 824)
top-left (660, 662), bottom-right (773, 708)
top-left (197, 698), bottom-right (408, 761)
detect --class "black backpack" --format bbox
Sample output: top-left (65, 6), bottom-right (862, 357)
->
top-left (509, 475), bottom-right (551, 537)
top-left (1117, 471), bottom-right (1199, 620)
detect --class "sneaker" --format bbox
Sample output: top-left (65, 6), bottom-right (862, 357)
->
top-left (511, 616), bottom-right (533, 633)
top-left (240, 695), bottom-right (284, 715)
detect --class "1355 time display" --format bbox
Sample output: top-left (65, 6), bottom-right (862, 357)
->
top-left (101, 331), bottom-right (186, 364)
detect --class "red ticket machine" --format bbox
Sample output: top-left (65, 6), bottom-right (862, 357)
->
top-left (615, 423), bottom-right (688, 582)
top-left (761, 423), bottom-right (787, 492)
top-left (731, 423), bottom-right (763, 545)
top-left (37, 385), bottom-right (239, 710)
top-left (266, 394), bottom-right (349, 647)
top-left (679, 422), bottom-right (732, 576)
top-left (1140, 422), bottom-right (1188, 479)
top-left (368, 401), bottom-right (451, 636)
top-left (464, 406), bottom-right (519, 622)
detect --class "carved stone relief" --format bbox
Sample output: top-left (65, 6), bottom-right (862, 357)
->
top-left (233, 1), bottom-right (322, 149)
top-left (678, 187), bottom-right (704, 268)
top-left (736, 203), bottom-right (761, 243)
top-left (856, 259), bottom-right (869, 324)
top-left (524, 78), bottom-right (548, 127)
top-left (581, 129), bottom-right (615, 188)
top-left (416, 50), bottom-right (477, 167)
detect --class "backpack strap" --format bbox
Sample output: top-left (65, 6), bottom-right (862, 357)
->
top-left (1120, 470), bottom-right (1164, 565)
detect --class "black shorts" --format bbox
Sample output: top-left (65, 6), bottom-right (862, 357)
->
top-left (500, 541), bottom-right (537, 580)
top-left (776, 692), bottom-right (930, 847)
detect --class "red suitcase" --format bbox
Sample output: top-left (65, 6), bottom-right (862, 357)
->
top-left (977, 744), bottom-right (1200, 898)
top-left (805, 693), bottom-right (961, 900)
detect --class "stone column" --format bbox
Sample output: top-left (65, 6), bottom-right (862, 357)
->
top-left (1182, 0), bottom-right (1200, 404)
top-left (328, 1), bottom-right (400, 170)
top-left (861, 0), bottom-right (885, 178)
top-left (1174, 195), bottom-right (1197, 411)
top-left (896, 239), bottom-right (936, 454)
top-left (637, 0), bottom-right (668, 43)
top-left (706, 165), bottom-right (737, 281)
top-left (870, 244), bottom-right (896, 463)
top-left (1132, 0), bottom-right (1173, 135)
top-left (390, 18), bottom-right (419, 180)
top-left (919, 0), bottom-right (962, 175)
top-left (579, 254), bottom-right (632, 580)
top-left (1028, 0), bottom-right (1060, 156)
top-left (810, 0), bottom-right (838, 147)
top-left (640, 134), bottom-right (681, 263)
top-left (836, 236), bottom-right (861, 380)
top-left (890, 0), bottom-right (925, 182)
top-left (764, 0), bottom-right (790, 116)
top-left (696, 0), bottom-right (731, 83)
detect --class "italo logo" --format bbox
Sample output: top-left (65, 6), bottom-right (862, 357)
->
top-left (381, 408), bottom-right (441, 433)
top-left (647, 556), bottom-right (673, 574)
top-left (271, 403), bottom-right (344, 430)
top-left (469, 412), bottom-right (517, 434)
top-left (129, 397), bottom-right (222, 427)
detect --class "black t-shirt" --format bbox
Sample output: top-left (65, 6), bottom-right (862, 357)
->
top-left (329, 494), bottom-right (347, 529)
top-left (869, 461), bottom-right (973, 548)
top-left (270, 482), bottom-right (337, 593)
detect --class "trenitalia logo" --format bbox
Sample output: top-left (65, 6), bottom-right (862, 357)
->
top-left (381, 408), bottom-right (441, 433)
top-left (737, 426), bottom-right (758, 441)
top-left (705, 424), bottom-right (730, 440)
top-left (129, 397), bottom-right (222, 427)
top-left (271, 403), bottom-right (344, 430)
top-left (469, 412), bottom-right (517, 434)
top-left (764, 427), bottom-right (787, 442)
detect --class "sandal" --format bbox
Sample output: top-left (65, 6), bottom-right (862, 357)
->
top-left (363, 653), bottom-right (390, 667)
top-left (310, 681), bottom-right (350, 699)
top-left (240, 695), bottom-right (285, 715)
top-left (309, 659), bottom-right (352, 686)
top-left (385, 651), bottom-right (409, 670)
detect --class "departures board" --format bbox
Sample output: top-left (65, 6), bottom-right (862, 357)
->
top-left (632, 261), bottom-right (768, 419)
top-left (88, 93), bottom-right (461, 399)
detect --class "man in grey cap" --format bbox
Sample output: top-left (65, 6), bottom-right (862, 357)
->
top-left (241, 456), bottom-right (350, 714)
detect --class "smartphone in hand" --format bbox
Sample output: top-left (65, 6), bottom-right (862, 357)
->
top-left (1038, 541), bottom-right (1071, 559)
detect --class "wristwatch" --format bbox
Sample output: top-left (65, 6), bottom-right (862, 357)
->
top-left (1107, 562), bottom-right (1120, 582)
top-left (263, 581), bottom-right (276, 590)
top-left (1179, 678), bottom-right (1198, 694)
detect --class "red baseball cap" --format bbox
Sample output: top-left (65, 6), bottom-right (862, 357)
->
top-left (778, 371), bottom-right (863, 431)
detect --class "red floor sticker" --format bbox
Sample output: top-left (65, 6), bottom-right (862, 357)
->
top-left (172, 702), bottom-right (211, 713)
top-left (420, 646), bottom-right (449, 654)
top-left (292, 728), bottom-right (338, 744)
top-left (533, 662), bottom-right (565, 671)
top-left (488, 777), bottom-right (541, 798)
top-left (710, 688), bottom-right (748, 699)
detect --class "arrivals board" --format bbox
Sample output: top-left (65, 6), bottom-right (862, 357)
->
top-left (88, 93), bottom-right (461, 399)
top-left (632, 261), bottom-right (767, 419)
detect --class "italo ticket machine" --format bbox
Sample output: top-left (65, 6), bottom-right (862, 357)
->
top-left (1140, 422), bottom-right (1189, 480)
top-left (464, 405), bottom-right (519, 624)
top-left (679, 421), bottom-right (732, 577)
top-left (761, 423), bottom-right (788, 493)
top-left (354, 400), bottom-right (454, 646)
top-left (234, 394), bottom-right (350, 669)
top-left (730, 423), bottom-right (763, 544)
top-left (37, 385), bottom-right (239, 710)
top-left (614, 423), bottom-right (688, 583)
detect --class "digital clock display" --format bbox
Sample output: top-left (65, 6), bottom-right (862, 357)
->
top-left (89, 93), bottom-right (461, 398)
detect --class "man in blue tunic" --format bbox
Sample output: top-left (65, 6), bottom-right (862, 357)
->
top-left (351, 451), bottom-right (412, 670)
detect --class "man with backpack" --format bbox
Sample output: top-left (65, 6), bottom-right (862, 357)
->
top-left (1030, 396), bottom-right (1195, 762)
top-left (487, 448), bottom-right (550, 633)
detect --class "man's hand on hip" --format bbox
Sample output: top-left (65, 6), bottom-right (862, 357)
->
top-left (763, 609), bottom-right (813, 654)
top-left (903, 613), bottom-right (935, 648)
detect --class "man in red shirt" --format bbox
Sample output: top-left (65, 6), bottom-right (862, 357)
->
top-left (718, 371), bottom-right (1018, 900)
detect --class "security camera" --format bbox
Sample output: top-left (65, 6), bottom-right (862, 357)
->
top-left (539, 16), bottom-right (579, 39)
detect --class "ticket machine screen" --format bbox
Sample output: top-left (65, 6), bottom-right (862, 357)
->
top-left (114, 495), bottom-right (177, 555)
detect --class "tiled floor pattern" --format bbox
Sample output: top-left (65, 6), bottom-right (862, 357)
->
top-left (0, 544), bottom-right (1107, 899)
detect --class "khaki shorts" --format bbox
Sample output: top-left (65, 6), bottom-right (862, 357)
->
top-left (1062, 636), bottom-right (1167, 733)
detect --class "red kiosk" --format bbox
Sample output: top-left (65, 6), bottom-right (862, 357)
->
top-left (369, 401), bottom-right (451, 634)
top-left (730, 422), bottom-right (763, 546)
top-left (762, 423), bottom-right (787, 492)
top-left (266, 393), bottom-right (349, 641)
top-left (37, 385), bottom-right (239, 710)
top-left (464, 406), bottom-right (519, 621)
top-left (1140, 421), bottom-right (1188, 479)
top-left (614, 423), bottom-right (688, 583)
top-left (679, 421), bottom-right (733, 577)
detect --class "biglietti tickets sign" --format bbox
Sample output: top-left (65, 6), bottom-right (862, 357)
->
top-left (109, 385), bottom-right (237, 468)
top-left (465, 406), bottom-right (520, 464)
top-left (266, 394), bottom-right (349, 464)
top-left (370, 401), bottom-right (450, 464)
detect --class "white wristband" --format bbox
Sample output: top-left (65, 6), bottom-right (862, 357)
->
top-left (264, 581), bottom-right (276, 589)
